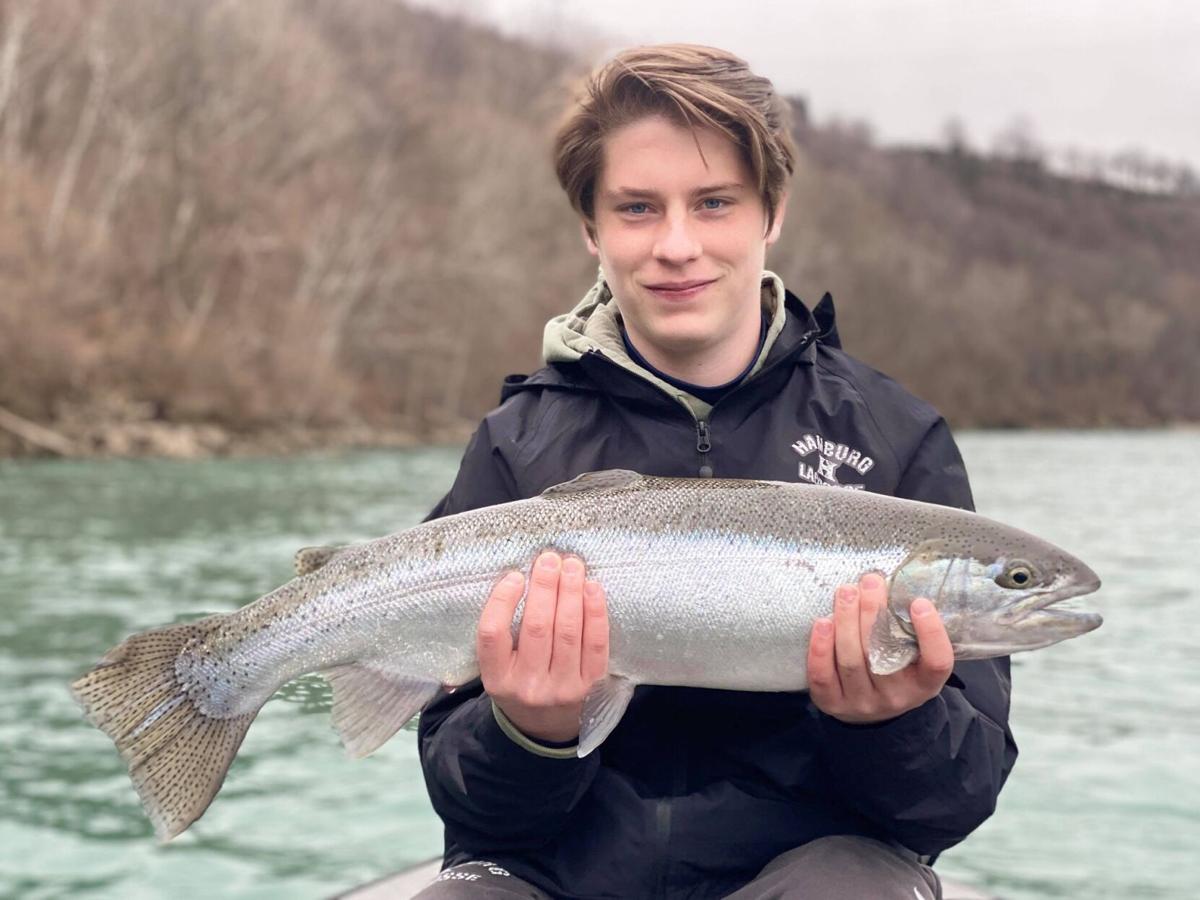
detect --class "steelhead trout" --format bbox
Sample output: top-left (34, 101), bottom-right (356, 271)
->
top-left (72, 470), bottom-right (1101, 840)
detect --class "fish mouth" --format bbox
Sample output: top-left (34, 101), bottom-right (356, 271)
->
top-left (1021, 606), bottom-right (1103, 632)
top-left (999, 573), bottom-right (1102, 627)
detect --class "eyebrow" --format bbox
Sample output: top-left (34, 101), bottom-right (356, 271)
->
top-left (603, 182), bottom-right (746, 200)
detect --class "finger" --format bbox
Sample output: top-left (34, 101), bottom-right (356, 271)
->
top-left (549, 556), bottom-right (585, 677)
top-left (806, 617), bottom-right (842, 705)
top-left (477, 571), bottom-right (524, 678)
top-left (857, 573), bottom-right (887, 672)
top-left (833, 584), bottom-right (875, 696)
top-left (910, 598), bottom-right (955, 693)
top-left (513, 551), bottom-right (561, 677)
top-left (580, 579), bottom-right (609, 684)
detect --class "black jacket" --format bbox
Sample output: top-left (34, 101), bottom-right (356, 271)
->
top-left (418, 291), bottom-right (1017, 899)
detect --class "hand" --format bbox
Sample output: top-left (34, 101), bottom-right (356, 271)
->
top-left (477, 551), bottom-right (609, 743)
top-left (807, 573), bottom-right (954, 724)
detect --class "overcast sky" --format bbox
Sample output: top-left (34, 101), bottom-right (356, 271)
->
top-left (415, 0), bottom-right (1200, 166)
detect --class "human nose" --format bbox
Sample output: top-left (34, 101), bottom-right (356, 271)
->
top-left (652, 211), bottom-right (701, 264)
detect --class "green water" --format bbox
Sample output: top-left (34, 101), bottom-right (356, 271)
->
top-left (1, 433), bottom-right (1196, 899)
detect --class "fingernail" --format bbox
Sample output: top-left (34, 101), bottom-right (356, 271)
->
top-left (815, 618), bottom-right (832, 636)
top-left (563, 557), bottom-right (584, 575)
top-left (861, 573), bottom-right (883, 590)
top-left (538, 552), bottom-right (560, 570)
top-left (584, 582), bottom-right (602, 600)
top-left (837, 586), bottom-right (858, 605)
top-left (502, 571), bottom-right (523, 588)
top-left (911, 598), bottom-right (933, 617)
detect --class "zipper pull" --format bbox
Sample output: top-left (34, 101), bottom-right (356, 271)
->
top-left (695, 420), bottom-right (713, 477)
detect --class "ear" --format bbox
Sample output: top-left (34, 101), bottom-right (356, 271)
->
top-left (765, 192), bottom-right (788, 246)
top-left (581, 220), bottom-right (599, 257)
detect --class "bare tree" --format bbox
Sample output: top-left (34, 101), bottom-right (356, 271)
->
top-left (44, 6), bottom-right (108, 251)
top-left (991, 115), bottom-right (1044, 167)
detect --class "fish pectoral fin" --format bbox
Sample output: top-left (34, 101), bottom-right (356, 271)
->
top-left (322, 664), bottom-right (440, 758)
top-left (541, 470), bottom-right (642, 497)
top-left (578, 674), bottom-right (637, 757)
top-left (867, 611), bottom-right (920, 676)
top-left (293, 545), bottom-right (342, 577)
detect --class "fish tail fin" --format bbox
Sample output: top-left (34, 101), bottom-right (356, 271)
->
top-left (70, 621), bottom-right (258, 841)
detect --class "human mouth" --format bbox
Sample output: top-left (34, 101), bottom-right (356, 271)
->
top-left (643, 279), bottom-right (716, 301)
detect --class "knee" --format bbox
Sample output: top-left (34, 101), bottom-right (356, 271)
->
top-left (763, 834), bottom-right (894, 874)
top-left (799, 834), bottom-right (893, 862)
top-left (747, 835), bottom-right (938, 900)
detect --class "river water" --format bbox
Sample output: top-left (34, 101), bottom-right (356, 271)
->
top-left (0, 431), bottom-right (1196, 899)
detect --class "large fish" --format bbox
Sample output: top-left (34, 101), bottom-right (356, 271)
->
top-left (71, 470), bottom-right (1101, 840)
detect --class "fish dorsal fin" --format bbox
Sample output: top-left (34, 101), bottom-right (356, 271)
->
top-left (578, 674), bottom-right (637, 757)
top-left (294, 545), bottom-right (341, 577)
top-left (321, 664), bottom-right (441, 758)
top-left (541, 470), bottom-right (642, 497)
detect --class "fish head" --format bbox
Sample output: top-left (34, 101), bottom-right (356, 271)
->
top-left (868, 529), bottom-right (1102, 675)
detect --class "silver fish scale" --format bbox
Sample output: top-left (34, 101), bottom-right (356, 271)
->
top-left (188, 477), bottom-right (935, 715)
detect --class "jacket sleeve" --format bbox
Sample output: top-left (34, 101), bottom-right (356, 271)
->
top-left (417, 418), bottom-right (603, 854)
top-left (814, 417), bottom-right (1019, 856)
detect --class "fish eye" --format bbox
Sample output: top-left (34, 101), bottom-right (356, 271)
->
top-left (995, 560), bottom-right (1036, 589)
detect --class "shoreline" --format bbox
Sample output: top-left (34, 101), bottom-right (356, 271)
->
top-left (0, 408), bottom-right (475, 460)
top-left (2, 406), bottom-right (1198, 461)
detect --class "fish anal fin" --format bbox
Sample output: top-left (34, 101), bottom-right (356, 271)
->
top-left (578, 674), bottom-right (636, 757)
top-left (323, 664), bottom-right (440, 758)
top-left (541, 470), bottom-right (642, 497)
top-left (294, 545), bottom-right (341, 577)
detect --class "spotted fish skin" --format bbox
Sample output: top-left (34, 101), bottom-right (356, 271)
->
top-left (71, 470), bottom-right (1101, 840)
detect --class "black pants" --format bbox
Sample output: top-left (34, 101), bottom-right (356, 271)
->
top-left (411, 836), bottom-right (942, 899)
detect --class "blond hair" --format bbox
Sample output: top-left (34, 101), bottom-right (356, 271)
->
top-left (553, 44), bottom-right (797, 237)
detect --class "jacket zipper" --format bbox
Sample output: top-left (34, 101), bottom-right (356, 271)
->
top-left (695, 420), bottom-right (713, 478)
top-left (653, 798), bottom-right (672, 897)
top-left (584, 326), bottom-right (820, 481)
top-left (652, 740), bottom-right (689, 896)
top-left (689, 327), bottom-right (818, 479)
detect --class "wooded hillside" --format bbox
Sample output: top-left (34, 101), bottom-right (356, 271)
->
top-left (1, 0), bottom-right (1196, 456)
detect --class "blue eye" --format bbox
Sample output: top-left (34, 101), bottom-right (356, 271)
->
top-left (702, 198), bottom-right (725, 210)
top-left (624, 202), bottom-right (648, 215)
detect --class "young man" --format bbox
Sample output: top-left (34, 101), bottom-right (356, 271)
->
top-left (416, 45), bottom-right (1016, 899)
